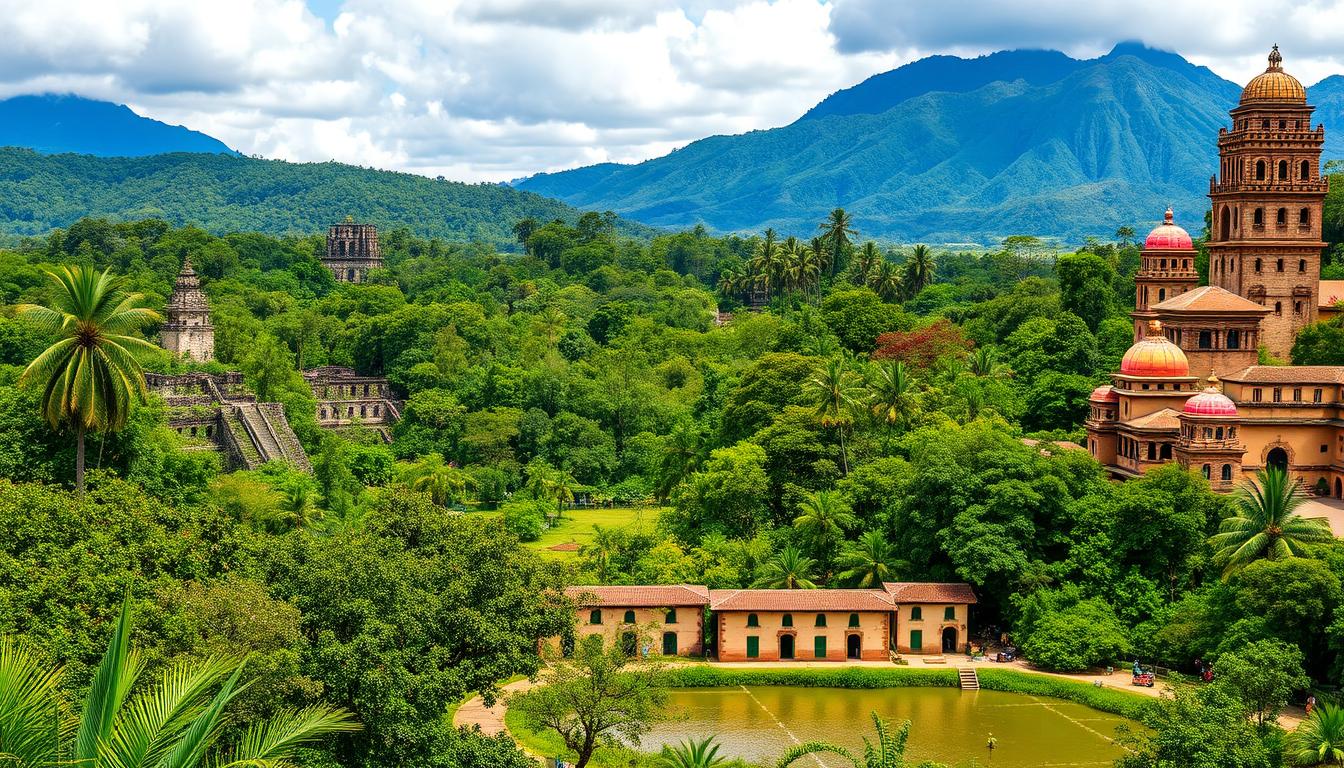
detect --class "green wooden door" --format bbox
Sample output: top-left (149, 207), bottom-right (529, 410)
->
top-left (746, 636), bottom-right (759, 658)
top-left (910, 629), bottom-right (923, 651)
top-left (814, 636), bottom-right (827, 659)
top-left (662, 632), bottom-right (677, 656)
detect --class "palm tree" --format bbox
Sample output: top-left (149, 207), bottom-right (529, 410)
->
top-left (806, 358), bottom-right (865, 474)
top-left (18, 266), bottom-right (161, 493)
top-left (777, 712), bottom-right (911, 768)
top-left (580, 525), bottom-right (624, 583)
top-left (656, 421), bottom-right (706, 500)
top-left (408, 454), bottom-right (468, 507)
top-left (866, 359), bottom-right (916, 441)
top-left (1290, 704), bottom-right (1344, 766)
top-left (868, 260), bottom-right (902, 302)
top-left (818, 209), bottom-right (857, 277)
top-left (751, 545), bottom-right (818, 589)
top-left (513, 216), bottom-right (541, 253)
top-left (901, 244), bottom-right (936, 297)
top-left (1210, 466), bottom-right (1333, 577)
top-left (715, 268), bottom-right (742, 302)
top-left (793, 490), bottom-right (858, 569)
top-left (0, 600), bottom-right (358, 768)
top-left (853, 241), bottom-right (881, 286)
top-left (836, 531), bottom-right (908, 588)
top-left (277, 481), bottom-right (324, 531)
top-left (969, 345), bottom-right (1004, 378)
top-left (658, 736), bottom-right (728, 768)
top-left (534, 305), bottom-right (567, 348)
top-left (810, 236), bottom-right (833, 278)
top-left (749, 229), bottom-right (781, 303)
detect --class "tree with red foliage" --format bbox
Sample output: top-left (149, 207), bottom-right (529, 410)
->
top-left (871, 318), bottom-right (973, 368)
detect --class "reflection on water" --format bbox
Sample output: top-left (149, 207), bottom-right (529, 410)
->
top-left (640, 686), bottom-right (1131, 767)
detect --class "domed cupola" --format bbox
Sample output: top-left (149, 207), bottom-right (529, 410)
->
top-left (1089, 385), bottom-right (1119, 403)
top-left (1120, 320), bottom-right (1190, 378)
top-left (1183, 375), bottom-right (1238, 416)
top-left (1240, 45), bottom-right (1306, 105)
top-left (1144, 208), bottom-right (1194, 250)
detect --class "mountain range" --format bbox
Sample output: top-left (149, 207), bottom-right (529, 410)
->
top-left (516, 44), bottom-right (1344, 244)
top-left (0, 95), bottom-right (235, 157)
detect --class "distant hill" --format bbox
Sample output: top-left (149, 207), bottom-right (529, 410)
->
top-left (517, 44), bottom-right (1344, 244)
top-left (0, 95), bottom-right (235, 157)
top-left (0, 149), bottom-right (651, 247)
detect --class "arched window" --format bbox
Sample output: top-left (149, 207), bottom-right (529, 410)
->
top-left (1300, 208), bottom-right (1310, 225)
top-left (1221, 464), bottom-right (1233, 481)
top-left (848, 613), bottom-right (860, 628)
top-left (1279, 159), bottom-right (1288, 179)
top-left (1158, 288), bottom-right (1166, 301)
top-left (1256, 160), bottom-right (1266, 180)
top-left (1277, 208), bottom-right (1287, 225)
top-left (815, 614), bottom-right (827, 627)
top-left (1254, 208), bottom-right (1264, 225)
top-left (781, 613), bottom-right (793, 628)
top-left (1202, 464), bottom-right (1211, 479)
top-left (747, 613), bottom-right (760, 627)
top-left (1219, 206), bottom-right (1231, 240)
top-left (1227, 329), bottom-right (1240, 349)
top-left (623, 610), bottom-right (636, 624)
top-left (589, 609), bottom-right (602, 625)
top-left (1302, 160), bottom-right (1311, 179)
top-left (1198, 330), bottom-right (1212, 349)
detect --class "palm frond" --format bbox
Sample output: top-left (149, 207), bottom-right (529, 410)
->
top-left (216, 705), bottom-right (360, 768)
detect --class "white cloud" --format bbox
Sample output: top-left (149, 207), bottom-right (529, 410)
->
top-left (0, 0), bottom-right (1340, 182)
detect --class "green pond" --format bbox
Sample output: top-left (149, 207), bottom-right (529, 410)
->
top-left (638, 686), bottom-right (1136, 767)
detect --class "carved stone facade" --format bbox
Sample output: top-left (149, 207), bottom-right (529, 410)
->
top-left (303, 366), bottom-right (400, 438)
top-left (146, 372), bottom-right (312, 472)
top-left (1207, 46), bottom-right (1327, 358)
top-left (323, 221), bottom-right (383, 283)
top-left (160, 259), bottom-right (214, 361)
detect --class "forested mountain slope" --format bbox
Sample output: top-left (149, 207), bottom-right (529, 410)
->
top-left (0, 94), bottom-right (235, 156)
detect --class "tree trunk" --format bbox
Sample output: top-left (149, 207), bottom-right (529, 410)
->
top-left (75, 425), bottom-right (85, 495)
top-left (838, 427), bottom-right (849, 475)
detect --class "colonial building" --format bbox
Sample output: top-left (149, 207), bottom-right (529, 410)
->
top-left (146, 372), bottom-right (312, 472)
top-left (563, 582), bottom-right (976, 660)
top-left (323, 219), bottom-right (383, 283)
top-left (160, 259), bottom-right (214, 361)
top-left (1086, 47), bottom-right (1344, 497)
top-left (303, 366), bottom-right (400, 438)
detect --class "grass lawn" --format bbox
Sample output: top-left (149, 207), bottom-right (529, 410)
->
top-left (523, 506), bottom-right (661, 558)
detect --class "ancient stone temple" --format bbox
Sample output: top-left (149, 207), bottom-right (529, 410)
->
top-left (1207, 45), bottom-right (1327, 358)
top-left (323, 219), bottom-right (383, 283)
top-left (160, 258), bottom-right (214, 361)
top-left (303, 366), bottom-right (401, 441)
top-left (146, 372), bottom-right (312, 472)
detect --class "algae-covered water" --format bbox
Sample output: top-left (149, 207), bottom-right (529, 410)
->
top-left (639, 686), bottom-right (1135, 767)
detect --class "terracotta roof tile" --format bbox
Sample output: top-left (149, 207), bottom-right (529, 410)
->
top-left (1125, 407), bottom-right (1183, 430)
top-left (709, 589), bottom-right (894, 612)
top-left (1152, 286), bottom-right (1270, 314)
top-left (883, 582), bottom-right (978, 604)
top-left (1222, 366), bottom-right (1344, 385)
top-left (565, 585), bottom-right (710, 607)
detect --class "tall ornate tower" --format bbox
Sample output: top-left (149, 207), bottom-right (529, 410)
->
top-left (323, 219), bottom-right (383, 283)
top-left (1208, 45), bottom-right (1328, 358)
top-left (1132, 208), bottom-right (1201, 339)
top-left (161, 258), bottom-right (214, 361)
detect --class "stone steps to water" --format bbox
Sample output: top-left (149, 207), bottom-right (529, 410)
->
top-left (958, 667), bottom-right (980, 690)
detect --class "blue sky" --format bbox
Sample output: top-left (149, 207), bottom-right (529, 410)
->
top-left (0, 0), bottom-right (1341, 182)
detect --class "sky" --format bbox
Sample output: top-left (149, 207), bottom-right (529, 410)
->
top-left (1, 0), bottom-right (1343, 183)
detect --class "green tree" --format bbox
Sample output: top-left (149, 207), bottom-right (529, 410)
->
top-left (18, 265), bottom-right (160, 492)
top-left (667, 442), bottom-right (770, 541)
top-left (656, 420), bottom-right (707, 500)
top-left (777, 712), bottom-right (921, 768)
top-left (807, 358), bottom-right (864, 474)
top-left (657, 736), bottom-right (729, 768)
top-left (836, 530), bottom-right (906, 588)
top-left (1290, 704), bottom-right (1344, 766)
top-left (406, 453), bottom-right (469, 507)
top-left (793, 490), bottom-right (858, 572)
top-left (1294, 320), bottom-right (1344, 365)
top-left (901, 244), bottom-right (936, 297)
top-left (1055, 250), bottom-right (1118, 332)
top-left (866, 359), bottom-right (917, 441)
top-left (1117, 685), bottom-right (1276, 768)
top-left (751, 545), bottom-right (818, 589)
top-left (1213, 639), bottom-right (1309, 728)
top-left (818, 208), bottom-right (857, 277)
top-left (1211, 467), bottom-right (1333, 577)
top-left (0, 599), bottom-right (357, 768)
top-left (509, 634), bottom-right (666, 768)
top-left (854, 241), bottom-right (881, 286)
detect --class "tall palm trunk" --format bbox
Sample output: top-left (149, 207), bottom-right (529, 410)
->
top-left (75, 425), bottom-right (85, 495)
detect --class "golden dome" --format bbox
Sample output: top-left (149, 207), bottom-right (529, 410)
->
top-left (1241, 45), bottom-right (1306, 105)
top-left (1120, 320), bottom-right (1190, 378)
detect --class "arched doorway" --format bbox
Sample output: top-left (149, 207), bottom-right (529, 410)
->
top-left (1220, 206), bottom-right (1231, 240)
top-left (620, 631), bottom-right (637, 657)
top-left (662, 632), bottom-right (677, 656)
top-left (1267, 447), bottom-right (1289, 472)
top-left (846, 634), bottom-right (862, 660)
top-left (942, 627), bottom-right (958, 653)
top-left (779, 635), bottom-right (795, 660)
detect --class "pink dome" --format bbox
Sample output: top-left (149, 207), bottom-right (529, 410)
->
top-left (1144, 208), bottom-right (1193, 250)
top-left (1183, 377), bottom-right (1237, 416)
top-left (1120, 321), bottom-right (1190, 378)
top-left (1089, 385), bottom-right (1119, 403)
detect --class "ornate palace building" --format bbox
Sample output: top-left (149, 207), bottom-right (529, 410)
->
top-left (303, 366), bottom-right (401, 440)
top-left (323, 219), bottom-right (383, 283)
top-left (160, 259), bottom-right (214, 361)
top-left (1087, 47), bottom-right (1344, 497)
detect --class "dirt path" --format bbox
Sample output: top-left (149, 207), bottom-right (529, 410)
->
top-left (452, 677), bottom-right (534, 735)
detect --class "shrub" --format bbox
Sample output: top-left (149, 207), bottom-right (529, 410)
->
top-left (501, 499), bottom-right (547, 542)
top-left (1020, 596), bottom-right (1130, 672)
